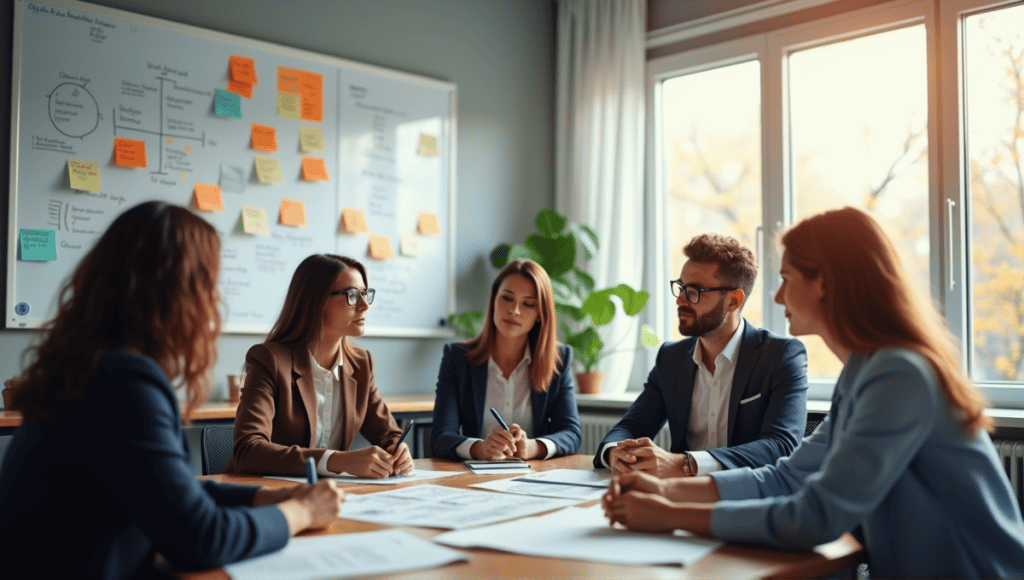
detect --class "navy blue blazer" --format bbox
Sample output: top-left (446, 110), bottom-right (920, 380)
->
top-left (594, 320), bottom-right (808, 470)
top-left (431, 343), bottom-right (582, 459)
top-left (0, 351), bottom-right (288, 579)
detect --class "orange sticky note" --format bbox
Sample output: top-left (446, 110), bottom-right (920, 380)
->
top-left (229, 55), bottom-right (257, 85)
top-left (301, 156), bottom-right (328, 181)
top-left (280, 198), bottom-right (307, 227)
top-left (418, 212), bottom-right (442, 236)
top-left (300, 71), bottom-right (323, 122)
top-left (278, 66), bottom-right (302, 93)
top-left (368, 234), bottom-right (395, 260)
top-left (341, 208), bottom-right (369, 233)
top-left (251, 124), bottom-right (278, 151)
top-left (193, 183), bottom-right (224, 212)
top-left (114, 138), bottom-right (147, 168)
top-left (227, 79), bottom-right (253, 99)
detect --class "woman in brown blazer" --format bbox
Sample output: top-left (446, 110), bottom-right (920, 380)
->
top-left (223, 254), bottom-right (412, 478)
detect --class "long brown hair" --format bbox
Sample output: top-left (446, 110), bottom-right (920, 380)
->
top-left (13, 201), bottom-right (222, 423)
top-left (781, 207), bottom-right (991, 433)
top-left (265, 254), bottom-right (368, 359)
top-left (464, 259), bottom-right (561, 392)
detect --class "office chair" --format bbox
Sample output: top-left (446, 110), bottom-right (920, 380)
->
top-left (182, 426), bottom-right (205, 477)
top-left (804, 419), bottom-right (823, 438)
top-left (201, 424), bottom-right (235, 475)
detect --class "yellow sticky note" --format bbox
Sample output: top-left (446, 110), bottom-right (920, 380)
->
top-left (299, 127), bottom-right (325, 152)
top-left (400, 231), bottom-right (423, 257)
top-left (340, 208), bottom-right (369, 233)
top-left (417, 212), bottom-right (442, 236)
top-left (68, 159), bottom-right (102, 192)
top-left (114, 138), bottom-right (147, 167)
top-left (280, 198), bottom-right (306, 227)
top-left (278, 91), bottom-right (301, 119)
top-left (241, 205), bottom-right (271, 235)
top-left (193, 183), bottom-right (224, 212)
top-left (251, 124), bottom-right (278, 151)
top-left (368, 234), bottom-right (395, 260)
top-left (254, 156), bottom-right (283, 183)
top-left (418, 134), bottom-right (438, 157)
top-left (229, 55), bottom-right (257, 85)
top-left (301, 156), bottom-right (328, 181)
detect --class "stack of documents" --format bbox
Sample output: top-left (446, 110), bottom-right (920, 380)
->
top-left (463, 458), bottom-right (531, 474)
top-left (470, 468), bottom-right (611, 501)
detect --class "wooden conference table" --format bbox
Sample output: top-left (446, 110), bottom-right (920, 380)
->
top-left (179, 455), bottom-right (864, 580)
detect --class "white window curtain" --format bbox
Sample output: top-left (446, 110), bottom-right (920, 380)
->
top-left (555, 0), bottom-right (646, 393)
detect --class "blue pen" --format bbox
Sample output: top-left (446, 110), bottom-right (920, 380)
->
top-left (304, 456), bottom-right (317, 484)
top-left (393, 420), bottom-right (414, 451)
top-left (489, 407), bottom-right (510, 431)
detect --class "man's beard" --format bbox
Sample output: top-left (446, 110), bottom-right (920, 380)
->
top-left (678, 297), bottom-right (729, 337)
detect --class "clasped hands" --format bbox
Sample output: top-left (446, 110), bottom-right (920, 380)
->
top-left (471, 424), bottom-right (542, 460)
top-left (607, 437), bottom-right (690, 478)
top-left (326, 441), bottom-right (414, 479)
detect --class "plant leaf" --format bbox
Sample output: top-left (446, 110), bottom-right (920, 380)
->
top-left (641, 324), bottom-right (661, 348)
top-left (525, 233), bottom-right (575, 278)
top-left (507, 243), bottom-right (537, 263)
top-left (568, 222), bottom-right (599, 259)
top-left (448, 311), bottom-right (485, 338)
top-left (580, 289), bottom-right (616, 326)
top-left (535, 208), bottom-right (568, 237)
top-left (572, 266), bottom-right (595, 294)
top-left (566, 327), bottom-right (604, 372)
top-left (555, 303), bottom-right (585, 322)
top-left (490, 244), bottom-right (511, 269)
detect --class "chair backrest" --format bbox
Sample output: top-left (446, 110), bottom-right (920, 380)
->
top-left (182, 426), bottom-right (205, 477)
top-left (804, 419), bottom-right (823, 438)
top-left (201, 424), bottom-right (236, 475)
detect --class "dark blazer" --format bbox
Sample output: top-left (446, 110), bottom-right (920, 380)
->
top-left (594, 320), bottom-right (808, 469)
top-left (223, 341), bottom-right (402, 475)
top-left (0, 351), bottom-right (288, 579)
top-left (431, 342), bottom-right (582, 459)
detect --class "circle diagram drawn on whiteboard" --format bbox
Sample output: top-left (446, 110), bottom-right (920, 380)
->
top-left (47, 82), bottom-right (100, 138)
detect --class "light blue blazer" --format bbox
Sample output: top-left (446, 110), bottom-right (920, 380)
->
top-left (431, 342), bottom-right (582, 459)
top-left (710, 348), bottom-right (1024, 579)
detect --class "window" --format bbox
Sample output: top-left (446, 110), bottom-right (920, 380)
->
top-left (964, 4), bottom-right (1024, 384)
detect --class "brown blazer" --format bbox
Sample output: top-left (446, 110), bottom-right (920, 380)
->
top-left (222, 341), bottom-right (402, 475)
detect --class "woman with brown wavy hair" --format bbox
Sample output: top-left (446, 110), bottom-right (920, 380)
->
top-left (604, 207), bottom-right (1024, 579)
top-left (0, 201), bottom-right (344, 579)
top-left (223, 254), bottom-right (411, 479)
top-left (431, 259), bottom-right (581, 460)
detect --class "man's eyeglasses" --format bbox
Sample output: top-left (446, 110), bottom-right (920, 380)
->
top-left (670, 280), bottom-right (737, 304)
top-left (331, 287), bottom-right (376, 306)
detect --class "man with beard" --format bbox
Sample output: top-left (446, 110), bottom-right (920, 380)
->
top-left (594, 234), bottom-right (808, 478)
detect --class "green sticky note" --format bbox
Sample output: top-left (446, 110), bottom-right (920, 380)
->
top-left (214, 88), bottom-right (242, 119)
top-left (19, 229), bottom-right (57, 261)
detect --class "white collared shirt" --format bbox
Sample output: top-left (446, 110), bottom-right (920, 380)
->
top-left (686, 318), bottom-right (745, 475)
top-left (309, 349), bottom-right (345, 475)
top-left (455, 350), bottom-right (556, 459)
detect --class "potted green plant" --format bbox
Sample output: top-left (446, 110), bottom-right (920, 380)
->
top-left (449, 209), bottom-right (658, 393)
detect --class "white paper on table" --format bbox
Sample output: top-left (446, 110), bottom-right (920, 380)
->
top-left (340, 484), bottom-right (575, 529)
top-left (466, 465), bottom-right (531, 475)
top-left (263, 470), bottom-right (457, 485)
top-left (224, 528), bottom-right (466, 580)
top-left (471, 478), bottom-right (605, 501)
top-left (515, 468), bottom-right (612, 488)
top-left (435, 504), bottom-right (722, 566)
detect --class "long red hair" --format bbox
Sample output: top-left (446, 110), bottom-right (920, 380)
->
top-left (782, 207), bottom-right (991, 433)
top-left (13, 201), bottom-right (221, 423)
top-left (464, 260), bottom-right (561, 392)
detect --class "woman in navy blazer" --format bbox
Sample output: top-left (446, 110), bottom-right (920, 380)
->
top-left (432, 259), bottom-right (581, 460)
top-left (0, 202), bottom-right (344, 579)
top-left (604, 208), bottom-right (1024, 579)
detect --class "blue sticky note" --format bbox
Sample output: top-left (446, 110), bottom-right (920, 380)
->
top-left (214, 89), bottom-right (242, 119)
top-left (19, 229), bottom-right (57, 261)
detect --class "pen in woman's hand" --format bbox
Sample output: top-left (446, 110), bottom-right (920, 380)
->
top-left (304, 456), bottom-right (318, 484)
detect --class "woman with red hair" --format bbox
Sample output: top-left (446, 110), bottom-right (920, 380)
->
top-left (604, 207), bottom-right (1024, 579)
top-left (0, 202), bottom-right (343, 579)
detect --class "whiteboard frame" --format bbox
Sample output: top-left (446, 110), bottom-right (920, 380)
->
top-left (6, 0), bottom-right (457, 338)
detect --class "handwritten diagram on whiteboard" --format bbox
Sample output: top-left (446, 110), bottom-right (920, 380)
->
top-left (7, 0), bottom-right (456, 336)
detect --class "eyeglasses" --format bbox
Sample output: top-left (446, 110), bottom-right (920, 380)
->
top-left (330, 287), bottom-right (376, 306)
top-left (670, 280), bottom-right (737, 304)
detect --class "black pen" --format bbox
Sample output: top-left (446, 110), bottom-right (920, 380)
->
top-left (393, 420), bottom-right (414, 451)
top-left (489, 407), bottom-right (510, 431)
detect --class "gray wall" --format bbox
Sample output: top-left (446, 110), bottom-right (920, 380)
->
top-left (0, 0), bottom-right (556, 403)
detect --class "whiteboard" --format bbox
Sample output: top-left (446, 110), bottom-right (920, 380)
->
top-left (6, 0), bottom-right (457, 337)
